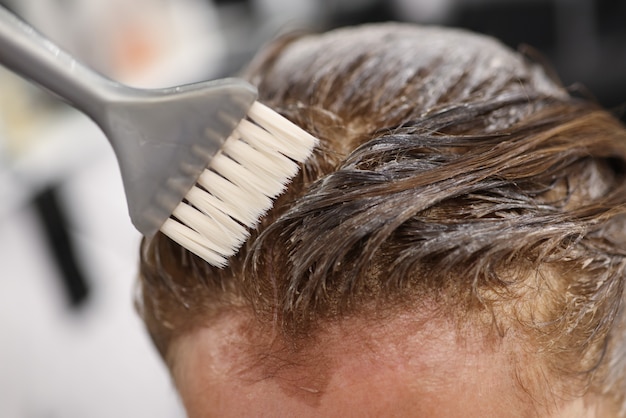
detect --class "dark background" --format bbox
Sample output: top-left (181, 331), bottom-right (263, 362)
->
top-left (213, 0), bottom-right (626, 121)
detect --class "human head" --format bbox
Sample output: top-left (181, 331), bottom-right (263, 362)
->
top-left (138, 23), bottom-right (626, 417)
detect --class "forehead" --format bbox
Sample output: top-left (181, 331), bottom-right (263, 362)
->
top-left (170, 312), bottom-right (545, 418)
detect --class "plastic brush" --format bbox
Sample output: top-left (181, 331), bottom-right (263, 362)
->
top-left (0, 6), bottom-right (317, 267)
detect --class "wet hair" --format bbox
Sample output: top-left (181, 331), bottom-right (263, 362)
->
top-left (138, 23), bottom-right (626, 412)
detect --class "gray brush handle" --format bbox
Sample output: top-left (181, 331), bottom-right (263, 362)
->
top-left (0, 6), bottom-right (114, 117)
top-left (0, 5), bottom-right (259, 237)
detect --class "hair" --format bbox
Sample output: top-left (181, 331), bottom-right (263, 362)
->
top-left (138, 23), bottom-right (626, 413)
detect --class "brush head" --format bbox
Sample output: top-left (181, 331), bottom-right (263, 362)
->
top-left (104, 78), bottom-right (258, 238)
top-left (160, 102), bottom-right (318, 267)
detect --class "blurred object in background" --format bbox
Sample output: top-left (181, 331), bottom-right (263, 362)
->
top-left (389, 0), bottom-right (456, 23)
top-left (3, 0), bottom-right (225, 87)
top-left (450, 0), bottom-right (626, 120)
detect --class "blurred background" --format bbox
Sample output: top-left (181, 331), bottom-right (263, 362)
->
top-left (0, 0), bottom-right (624, 416)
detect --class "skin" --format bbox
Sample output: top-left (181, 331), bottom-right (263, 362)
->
top-left (170, 312), bottom-right (601, 418)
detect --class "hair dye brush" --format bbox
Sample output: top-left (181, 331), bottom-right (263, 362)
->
top-left (0, 6), bottom-right (317, 267)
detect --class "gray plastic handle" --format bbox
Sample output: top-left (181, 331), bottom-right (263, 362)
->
top-left (0, 6), bottom-right (115, 117)
top-left (0, 6), bottom-right (258, 236)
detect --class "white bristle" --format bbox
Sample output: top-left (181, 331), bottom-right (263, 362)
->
top-left (185, 186), bottom-right (253, 226)
top-left (197, 169), bottom-right (271, 223)
top-left (160, 219), bottom-right (229, 268)
top-left (172, 202), bottom-right (246, 255)
top-left (222, 135), bottom-right (300, 182)
top-left (210, 153), bottom-right (283, 198)
top-left (159, 101), bottom-right (318, 267)
top-left (245, 102), bottom-right (318, 161)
